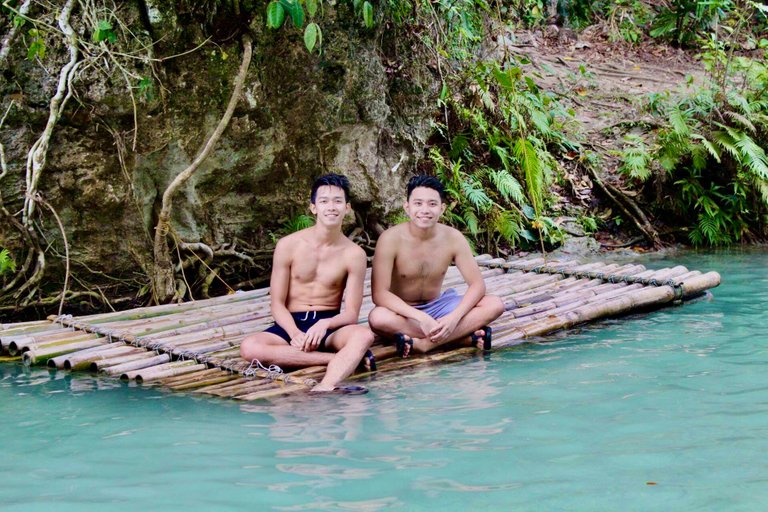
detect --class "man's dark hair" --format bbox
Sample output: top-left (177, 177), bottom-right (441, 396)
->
top-left (311, 173), bottom-right (350, 203)
top-left (406, 175), bottom-right (446, 201)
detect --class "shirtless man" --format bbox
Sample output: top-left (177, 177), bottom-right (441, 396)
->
top-left (240, 174), bottom-right (375, 393)
top-left (368, 175), bottom-right (505, 357)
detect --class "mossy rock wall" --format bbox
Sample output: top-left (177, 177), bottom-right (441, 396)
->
top-left (0, 3), bottom-right (437, 287)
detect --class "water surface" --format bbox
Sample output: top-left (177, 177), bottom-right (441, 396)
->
top-left (1, 249), bottom-right (766, 511)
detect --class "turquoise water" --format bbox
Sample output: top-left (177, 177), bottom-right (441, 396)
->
top-left (1, 249), bottom-right (766, 511)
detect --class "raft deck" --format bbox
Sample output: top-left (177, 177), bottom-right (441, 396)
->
top-left (0, 255), bottom-right (721, 400)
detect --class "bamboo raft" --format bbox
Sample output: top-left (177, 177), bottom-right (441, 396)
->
top-left (0, 255), bottom-right (720, 400)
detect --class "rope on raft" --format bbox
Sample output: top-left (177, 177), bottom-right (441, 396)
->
top-left (524, 264), bottom-right (685, 304)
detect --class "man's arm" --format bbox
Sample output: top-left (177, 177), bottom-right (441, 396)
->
top-left (429, 230), bottom-right (486, 342)
top-left (269, 238), bottom-right (304, 345)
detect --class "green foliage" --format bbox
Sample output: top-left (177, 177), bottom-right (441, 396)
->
top-left (0, 249), bottom-right (16, 277)
top-left (304, 22), bottom-right (322, 52)
top-left (637, 25), bottom-right (768, 246)
top-left (93, 20), bottom-right (117, 43)
top-left (649, 0), bottom-right (733, 47)
top-left (283, 214), bottom-right (315, 233)
top-left (616, 134), bottom-right (652, 181)
top-left (26, 28), bottom-right (45, 60)
top-left (138, 77), bottom-right (154, 101)
top-left (430, 59), bottom-right (574, 252)
top-left (605, 0), bottom-right (651, 44)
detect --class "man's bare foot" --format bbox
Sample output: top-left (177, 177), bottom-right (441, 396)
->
top-left (470, 326), bottom-right (493, 350)
top-left (394, 333), bottom-right (413, 358)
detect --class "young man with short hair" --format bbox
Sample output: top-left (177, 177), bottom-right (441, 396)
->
top-left (368, 175), bottom-right (505, 357)
top-left (240, 174), bottom-right (375, 393)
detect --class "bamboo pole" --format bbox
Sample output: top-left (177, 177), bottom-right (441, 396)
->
top-left (22, 338), bottom-right (106, 365)
top-left (92, 350), bottom-right (160, 373)
top-left (106, 353), bottom-right (171, 377)
top-left (136, 361), bottom-right (208, 384)
top-left (46, 342), bottom-right (128, 369)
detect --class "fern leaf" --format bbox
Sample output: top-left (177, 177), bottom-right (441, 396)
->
top-left (691, 134), bottom-right (721, 163)
top-left (488, 169), bottom-right (526, 206)
top-left (733, 132), bottom-right (768, 180)
top-left (669, 108), bottom-right (691, 138)
top-left (513, 137), bottom-right (544, 216)
top-left (725, 110), bottom-right (756, 133)
top-left (461, 178), bottom-right (493, 212)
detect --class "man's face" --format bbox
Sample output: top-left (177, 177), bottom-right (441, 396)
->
top-left (404, 187), bottom-right (445, 229)
top-left (310, 185), bottom-right (350, 227)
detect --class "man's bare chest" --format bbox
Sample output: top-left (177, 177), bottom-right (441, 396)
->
top-left (394, 248), bottom-right (453, 280)
top-left (291, 252), bottom-right (347, 285)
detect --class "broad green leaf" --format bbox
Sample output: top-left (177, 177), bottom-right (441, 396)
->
top-left (362, 1), bottom-right (374, 28)
top-left (266, 1), bottom-right (285, 28)
top-left (306, 0), bottom-right (319, 17)
top-left (292, 2), bottom-right (305, 28)
top-left (304, 23), bottom-right (321, 53)
top-left (353, 0), bottom-right (363, 14)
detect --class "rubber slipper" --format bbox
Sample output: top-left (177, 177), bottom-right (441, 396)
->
top-left (470, 325), bottom-right (493, 351)
top-left (311, 385), bottom-right (368, 395)
top-left (394, 333), bottom-right (413, 358)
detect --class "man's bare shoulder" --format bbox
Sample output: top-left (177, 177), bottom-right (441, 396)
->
top-left (275, 229), bottom-right (308, 251)
top-left (340, 236), bottom-right (367, 262)
top-left (378, 223), bottom-right (406, 245)
top-left (436, 223), bottom-right (468, 243)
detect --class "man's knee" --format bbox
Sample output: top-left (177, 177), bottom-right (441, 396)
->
top-left (367, 307), bottom-right (391, 330)
top-left (486, 295), bottom-right (505, 317)
top-left (240, 333), bottom-right (272, 360)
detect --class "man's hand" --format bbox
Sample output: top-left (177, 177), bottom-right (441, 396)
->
top-left (303, 319), bottom-right (331, 352)
top-left (289, 331), bottom-right (307, 349)
top-left (429, 312), bottom-right (460, 343)
top-left (415, 312), bottom-right (440, 342)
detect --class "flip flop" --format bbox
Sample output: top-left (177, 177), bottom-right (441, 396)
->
top-left (470, 325), bottom-right (493, 351)
top-left (311, 385), bottom-right (368, 395)
top-left (394, 333), bottom-right (413, 358)
top-left (360, 349), bottom-right (377, 372)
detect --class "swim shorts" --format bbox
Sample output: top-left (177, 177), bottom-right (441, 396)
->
top-left (414, 289), bottom-right (463, 319)
top-left (263, 310), bottom-right (340, 350)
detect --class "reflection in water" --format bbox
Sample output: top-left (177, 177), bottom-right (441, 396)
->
top-left (0, 248), bottom-right (767, 510)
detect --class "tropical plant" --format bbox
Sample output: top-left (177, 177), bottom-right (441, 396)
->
top-left (0, 248), bottom-right (16, 277)
top-left (429, 59), bottom-right (574, 252)
top-left (639, 29), bottom-right (768, 245)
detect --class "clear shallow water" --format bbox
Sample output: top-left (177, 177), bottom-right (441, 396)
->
top-left (1, 249), bottom-right (766, 511)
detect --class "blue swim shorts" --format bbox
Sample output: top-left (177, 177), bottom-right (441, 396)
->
top-left (414, 289), bottom-right (463, 319)
top-left (263, 310), bottom-right (340, 350)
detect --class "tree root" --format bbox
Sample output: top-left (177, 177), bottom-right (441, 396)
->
top-left (151, 34), bottom-right (253, 302)
top-left (584, 165), bottom-right (663, 249)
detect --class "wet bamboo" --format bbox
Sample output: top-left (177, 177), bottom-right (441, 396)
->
top-left (46, 342), bottom-right (128, 369)
top-left (91, 350), bottom-right (160, 372)
top-left (106, 353), bottom-right (172, 377)
top-left (134, 363), bottom-right (207, 384)
top-left (62, 345), bottom-right (140, 371)
top-left (7, 332), bottom-right (103, 356)
top-left (497, 271), bottom-right (720, 343)
top-left (120, 360), bottom-right (192, 381)
top-left (22, 338), bottom-right (106, 365)
top-left (46, 287), bottom-right (269, 326)
top-left (171, 374), bottom-right (241, 391)
top-left (160, 368), bottom-right (228, 387)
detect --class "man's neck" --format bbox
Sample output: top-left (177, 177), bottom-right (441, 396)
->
top-left (407, 221), bottom-right (439, 241)
top-left (311, 223), bottom-right (343, 245)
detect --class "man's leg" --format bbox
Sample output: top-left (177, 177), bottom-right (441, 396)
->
top-left (240, 332), bottom-right (335, 367)
top-left (368, 306), bottom-right (430, 357)
top-left (369, 295), bottom-right (505, 354)
top-left (433, 294), bottom-right (505, 350)
top-left (312, 324), bottom-right (375, 391)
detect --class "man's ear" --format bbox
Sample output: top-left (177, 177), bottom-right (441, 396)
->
top-left (309, 202), bottom-right (317, 215)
